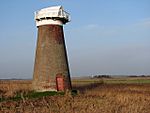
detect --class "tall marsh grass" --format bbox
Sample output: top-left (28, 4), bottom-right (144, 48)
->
top-left (0, 79), bottom-right (150, 113)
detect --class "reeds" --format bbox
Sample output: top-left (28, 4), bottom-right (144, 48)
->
top-left (0, 80), bottom-right (32, 98)
top-left (0, 80), bottom-right (150, 113)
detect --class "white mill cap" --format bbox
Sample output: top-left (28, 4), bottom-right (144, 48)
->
top-left (35, 6), bottom-right (70, 26)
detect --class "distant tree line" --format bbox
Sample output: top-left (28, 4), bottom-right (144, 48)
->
top-left (128, 75), bottom-right (150, 77)
top-left (91, 75), bottom-right (150, 78)
top-left (92, 75), bottom-right (112, 78)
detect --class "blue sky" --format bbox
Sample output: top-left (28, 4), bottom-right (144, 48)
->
top-left (0, 0), bottom-right (150, 78)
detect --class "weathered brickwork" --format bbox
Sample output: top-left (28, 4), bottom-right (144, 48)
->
top-left (32, 25), bottom-right (72, 91)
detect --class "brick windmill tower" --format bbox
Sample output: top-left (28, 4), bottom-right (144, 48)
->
top-left (32, 6), bottom-right (72, 92)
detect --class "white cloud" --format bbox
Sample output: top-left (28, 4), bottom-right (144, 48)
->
top-left (134, 18), bottom-right (150, 27)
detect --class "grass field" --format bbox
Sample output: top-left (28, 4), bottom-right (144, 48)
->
top-left (72, 76), bottom-right (150, 85)
top-left (0, 77), bottom-right (150, 113)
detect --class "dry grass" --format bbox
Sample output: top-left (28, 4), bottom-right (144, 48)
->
top-left (0, 80), bottom-right (32, 98)
top-left (0, 79), bottom-right (150, 113)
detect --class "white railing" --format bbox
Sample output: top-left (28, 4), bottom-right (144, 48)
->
top-left (35, 10), bottom-right (70, 22)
